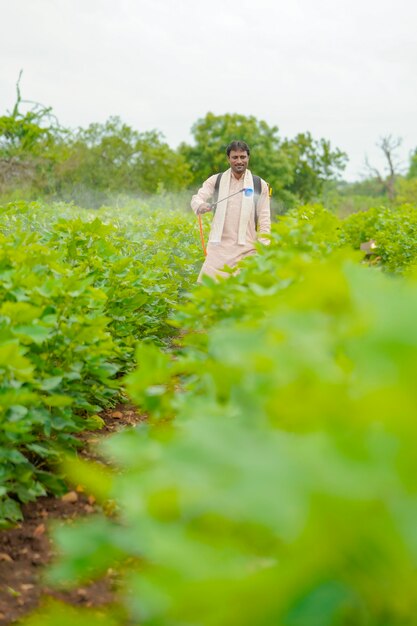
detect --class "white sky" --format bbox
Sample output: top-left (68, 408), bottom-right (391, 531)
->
top-left (1, 0), bottom-right (416, 181)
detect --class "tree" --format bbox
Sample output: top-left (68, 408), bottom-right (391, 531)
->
top-left (179, 113), bottom-right (348, 207)
top-left (179, 112), bottom-right (295, 206)
top-left (0, 75), bottom-right (191, 204)
top-left (58, 117), bottom-right (192, 200)
top-left (364, 135), bottom-right (403, 201)
top-left (281, 132), bottom-right (347, 202)
top-left (0, 71), bottom-right (64, 195)
top-left (131, 130), bottom-right (192, 194)
top-left (407, 148), bottom-right (417, 179)
top-left (395, 177), bottom-right (417, 205)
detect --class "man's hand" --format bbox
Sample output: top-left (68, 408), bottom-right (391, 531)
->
top-left (197, 202), bottom-right (212, 215)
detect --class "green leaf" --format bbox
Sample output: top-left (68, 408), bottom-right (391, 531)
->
top-left (62, 456), bottom-right (114, 503)
top-left (0, 301), bottom-right (44, 323)
top-left (0, 342), bottom-right (34, 380)
top-left (19, 599), bottom-right (119, 626)
top-left (0, 497), bottom-right (24, 524)
top-left (12, 324), bottom-right (51, 344)
top-left (40, 376), bottom-right (63, 391)
top-left (43, 394), bottom-right (74, 407)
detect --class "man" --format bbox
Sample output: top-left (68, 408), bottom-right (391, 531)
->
top-left (191, 140), bottom-right (271, 282)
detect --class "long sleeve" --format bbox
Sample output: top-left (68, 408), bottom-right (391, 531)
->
top-left (190, 175), bottom-right (218, 214)
top-left (257, 180), bottom-right (271, 245)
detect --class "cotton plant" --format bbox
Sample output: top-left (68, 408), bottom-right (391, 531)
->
top-left (24, 246), bottom-right (417, 626)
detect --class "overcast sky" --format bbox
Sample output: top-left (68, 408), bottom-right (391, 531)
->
top-left (1, 0), bottom-right (416, 181)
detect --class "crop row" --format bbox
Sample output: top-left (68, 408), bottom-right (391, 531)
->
top-left (0, 200), bottom-right (200, 525)
top-left (21, 202), bottom-right (417, 625)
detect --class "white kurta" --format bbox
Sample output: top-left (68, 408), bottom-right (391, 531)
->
top-left (191, 169), bottom-right (271, 282)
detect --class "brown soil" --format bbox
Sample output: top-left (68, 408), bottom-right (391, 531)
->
top-left (0, 403), bottom-right (145, 625)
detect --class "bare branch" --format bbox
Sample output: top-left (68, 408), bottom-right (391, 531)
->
top-left (364, 155), bottom-right (383, 182)
top-left (10, 69), bottom-right (24, 118)
top-left (377, 135), bottom-right (402, 178)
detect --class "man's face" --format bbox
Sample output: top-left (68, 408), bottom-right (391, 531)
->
top-left (227, 149), bottom-right (249, 177)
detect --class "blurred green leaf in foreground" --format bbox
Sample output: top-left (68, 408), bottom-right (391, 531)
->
top-left (25, 239), bottom-right (417, 625)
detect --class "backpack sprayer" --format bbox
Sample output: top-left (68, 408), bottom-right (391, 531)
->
top-left (198, 187), bottom-right (254, 256)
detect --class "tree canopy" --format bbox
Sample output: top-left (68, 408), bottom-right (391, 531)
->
top-left (179, 113), bottom-right (347, 205)
top-left (282, 132), bottom-right (348, 202)
top-left (0, 79), bottom-right (349, 208)
top-left (408, 148), bottom-right (417, 179)
top-left (59, 117), bottom-right (192, 197)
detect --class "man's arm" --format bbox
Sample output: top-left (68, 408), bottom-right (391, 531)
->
top-left (191, 175), bottom-right (217, 215)
top-left (257, 180), bottom-right (271, 245)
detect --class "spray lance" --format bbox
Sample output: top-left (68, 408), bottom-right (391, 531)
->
top-left (198, 187), bottom-right (254, 256)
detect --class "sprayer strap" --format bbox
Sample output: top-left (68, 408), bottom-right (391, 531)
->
top-left (213, 173), bottom-right (263, 228)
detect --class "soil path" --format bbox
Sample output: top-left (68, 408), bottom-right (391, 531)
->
top-left (0, 403), bottom-right (145, 625)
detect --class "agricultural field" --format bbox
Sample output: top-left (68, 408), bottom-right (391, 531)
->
top-left (0, 200), bottom-right (200, 528)
top-left (1, 200), bottom-right (417, 625)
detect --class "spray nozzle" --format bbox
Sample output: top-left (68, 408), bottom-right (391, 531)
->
top-left (211, 186), bottom-right (254, 209)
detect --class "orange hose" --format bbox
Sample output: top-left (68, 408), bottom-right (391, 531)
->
top-left (198, 214), bottom-right (207, 256)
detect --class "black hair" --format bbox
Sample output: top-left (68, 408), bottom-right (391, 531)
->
top-left (226, 140), bottom-right (250, 156)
